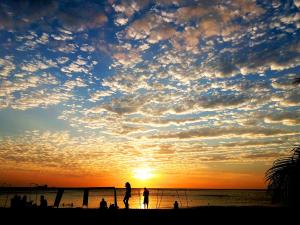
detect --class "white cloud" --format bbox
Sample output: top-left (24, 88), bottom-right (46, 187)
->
top-left (89, 90), bottom-right (114, 102)
top-left (12, 89), bottom-right (72, 110)
top-left (61, 57), bottom-right (91, 74)
top-left (115, 17), bottom-right (129, 26)
top-left (0, 73), bottom-right (58, 97)
top-left (0, 57), bottom-right (15, 77)
top-left (57, 43), bottom-right (77, 53)
top-left (80, 44), bottom-right (95, 52)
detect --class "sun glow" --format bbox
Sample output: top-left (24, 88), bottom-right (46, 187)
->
top-left (133, 168), bottom-right (154, 180)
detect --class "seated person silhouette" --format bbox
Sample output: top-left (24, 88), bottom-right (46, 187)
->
top-left (40, 195), bottom-right (48, 208)
top-left (174, 200), bottom-right (179, 209)
top-left (21, 195), bottom-right (33, 208)
top-left (11, 195), bottom-right (21, 208)
top-left (100, 198), bottom-right (108, 209)
top-left (109, 203), bottom-right (116, 210)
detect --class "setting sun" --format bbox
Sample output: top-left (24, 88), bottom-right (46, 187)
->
top-left (133, 168), bottom-right (154, 181)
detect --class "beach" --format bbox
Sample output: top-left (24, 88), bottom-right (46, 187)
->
top-left (0, 206), bottom-right (295, 225)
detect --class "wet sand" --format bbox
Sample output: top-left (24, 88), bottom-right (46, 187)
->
top-left (0, 206), bottom-right (296, 225)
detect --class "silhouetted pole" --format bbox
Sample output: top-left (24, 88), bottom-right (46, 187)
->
top-left (83, 189), bottom-right (89, 207)
top-left (114, 188), bottom-right (118, 208)
top-left (54, 189), bottom-right (64, 208)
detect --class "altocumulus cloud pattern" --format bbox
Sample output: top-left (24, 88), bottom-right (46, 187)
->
top-left (0, 0), bottom-right (299, 187)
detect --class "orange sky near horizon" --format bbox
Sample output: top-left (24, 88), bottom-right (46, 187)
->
top-left (1, 163), bottom-right (268, 189)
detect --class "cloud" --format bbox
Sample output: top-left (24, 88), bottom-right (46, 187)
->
top-left (0, 130), bottom-right (109, 174)
top-left (98, 93), bottom-right (151, 115)
top-left (147, 26), bottom-right (177, 44)
top-left (63, 77), bottom-right (87, 91)
top-left (61, 57), bottom-right (93, 74)
top-left (51, 33), bottom-right (73, 41)
top-left (115, 17), bottom-right (129, 26)
top-left (221, 139), bottom-right (287, 148)
top-left (204, 38), bottom-right (300, 78)
top-left (89, 90), bottom-right (114, 102)
top-left (127, 115), bottom-right (208, 126)
top-left (176, 6), bottom-right (207, 22)
top-left (273, 89), bottom-right (300, 107)
top-left (200, 18), bottom-right (221, 37)
top-left (11, 89), bottom-right (72, 110)
top-left (0, 0), bottom-right (58, 30)
top-left (1, 0), bottom-right (300, 184)
top-left (264, 111), bottom-right (300, 126)
top-left (112, 52), bottom-right (142, 67)
top-left (126, 13), bottom-right (160, 40)
top-left (57, 4), bottom-right (107, 32)
top-left (0, 72), bottom-right (86, 110)
top-left (57, 57), bottom-right (70, 64)
top-left (80, 44), bottom-right (95, 52)
top-left (57, 43), bottom-right (77, 53)
top-left (271, 74), bottom-right (298, 90)
top-left (0, 73), bottom-right (58, 97)
top-left (21, 58), bottom-right (57, 72)
top-left (181, 27), bottom-right (201, 50)
top-left (280, 12), bottom-right (300, 24)
top-left (149, 126), bottom-right (299, 140)
top-left (112, 0), bottom-right (150, 23)
top-left (0, 57), bottom-right (15, 77)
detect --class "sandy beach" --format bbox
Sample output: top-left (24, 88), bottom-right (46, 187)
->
top-left (0, 206), bottom-right (296, 225)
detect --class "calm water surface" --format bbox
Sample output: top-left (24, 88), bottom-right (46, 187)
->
top-left (0, 188), bottom-right (273, 209)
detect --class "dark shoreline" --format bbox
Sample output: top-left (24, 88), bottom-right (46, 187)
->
top-left (0, 206), bottom-right (297, 225)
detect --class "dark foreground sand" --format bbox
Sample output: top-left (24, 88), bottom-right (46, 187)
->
top-left (0, 206), bottom-right (297, 225)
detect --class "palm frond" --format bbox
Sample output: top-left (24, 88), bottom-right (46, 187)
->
top-left (265, 145), bottom-right (300, 206)
top-left (293, 77), bottom-right (300, 84)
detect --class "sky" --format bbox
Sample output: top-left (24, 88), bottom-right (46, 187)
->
top-left (0, 0), bottom-right (299, 189)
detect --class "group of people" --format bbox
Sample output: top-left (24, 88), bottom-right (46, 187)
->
top-left (98, 182), bottom-right (149, 210)
top-left (11, 195), bottom-right (48, 208)
top-left (11, 183), bottom-right (179, 210)
top-left (123, 182), bottom-right (149, 209)
top-left (99, 198), bottom-right (118, 210)
top-left (102, 182), bottom-right (178, 210)
top-left (122, 182), bottom-right (178, 209)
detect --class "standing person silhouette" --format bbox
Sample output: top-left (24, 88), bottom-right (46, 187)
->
top-left (174, 200), bottom-right (179, 209)
top-left (123, 182), bottom-right (131, 209)
top-left (143, 187), bottom-right (149, 209)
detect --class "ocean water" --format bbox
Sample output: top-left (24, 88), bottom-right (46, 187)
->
top-left (0, 188), bottom-right (273, 209)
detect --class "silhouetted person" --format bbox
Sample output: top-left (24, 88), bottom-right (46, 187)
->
top-left (174, 201), bottom-right (179, 209)
top-left (16, 195), bottom-right (21, 208)
top-left (10, 195), bottom-right (20, 208)
top-left (40, 195), bottom-right (48, 208)
top-left (21, 195), bottom-right (27, 208)
top-left (143, 187), bottom-right (149, 209)
top-left (123, 182), bottom-right (131, 209)
top-left (100, 198), bottom-right (107, 209)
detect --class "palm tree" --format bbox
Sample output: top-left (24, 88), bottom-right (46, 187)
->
top-left (293, 77), bottom-right (300, 85)
top-left (265, 145), bottom-right (300, 206)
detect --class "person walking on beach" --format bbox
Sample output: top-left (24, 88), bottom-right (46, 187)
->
top-left (123, 182), bottom-right (131, 209)
top-left (143, 187), bottom-right (149, 209)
